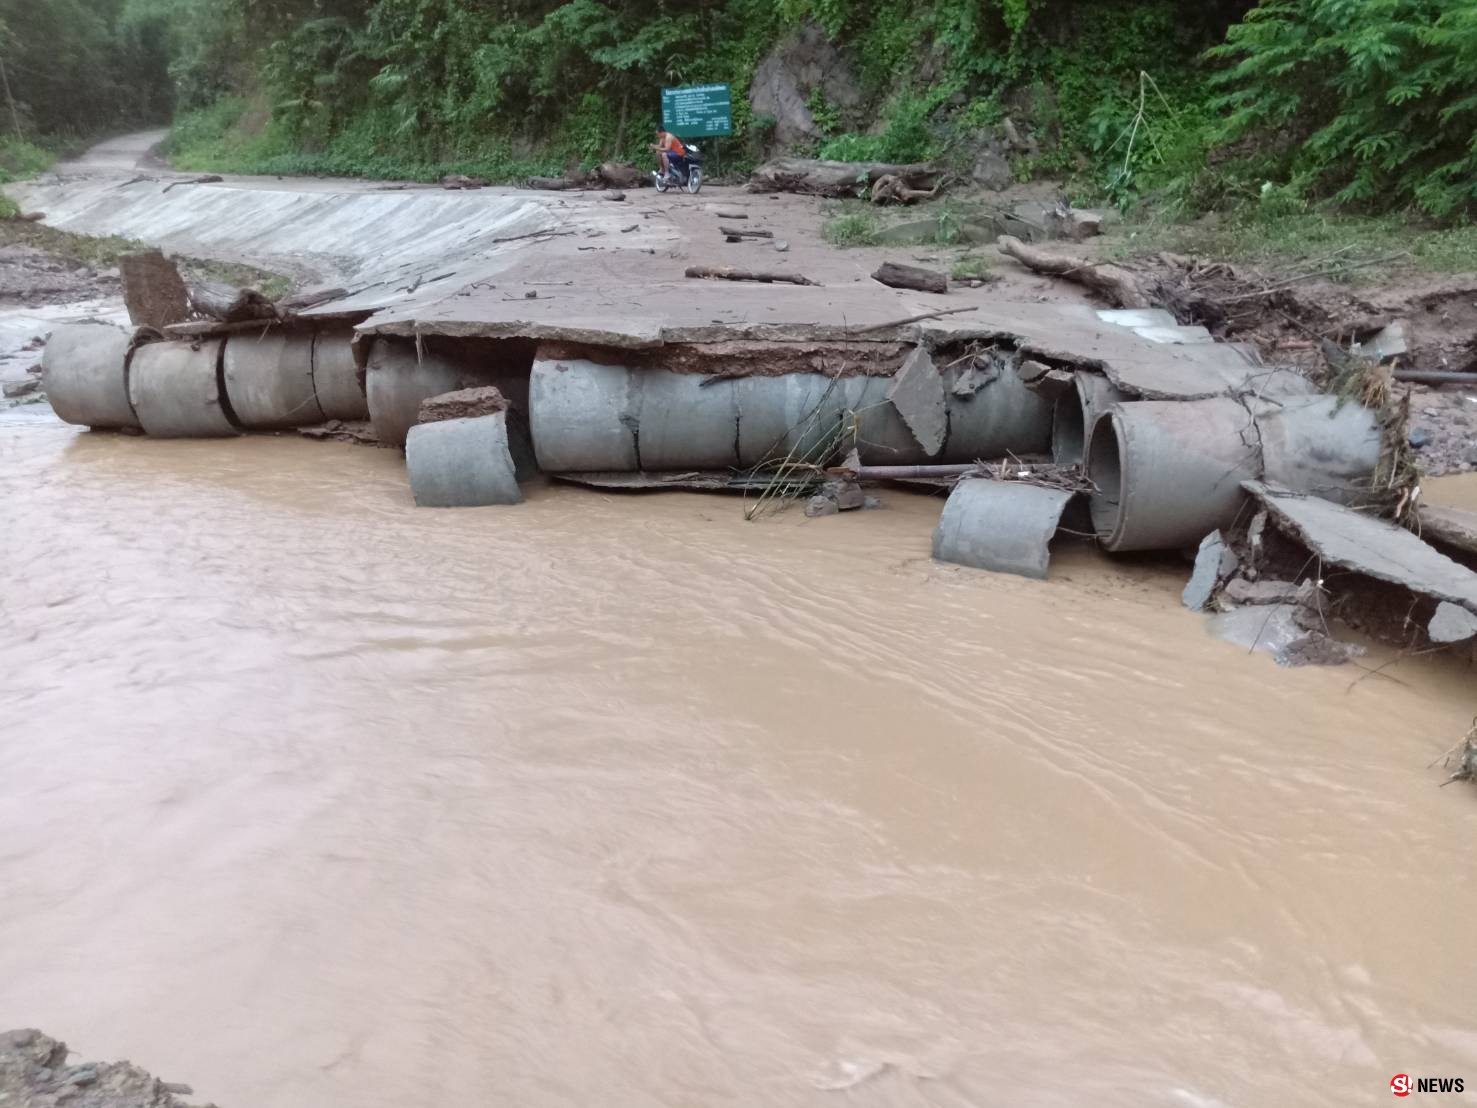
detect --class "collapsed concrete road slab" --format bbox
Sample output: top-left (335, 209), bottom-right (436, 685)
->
top-left (222, 329), bottom-right (324, 429)
top-left (1419, 505), bottom-right (1477, 563)
top-left (41, 321), bottom-right (140, 430)
top-left (405, 411), bottom-right (529, 507)
top-left (1245, 482), bottom-right (1477, 614)
top-left (128, 338), bottom-right (238, 437)
top-left (887, 346), bottom-right (946, 456)
top-left (932, 479), bottom-right (1077, 580)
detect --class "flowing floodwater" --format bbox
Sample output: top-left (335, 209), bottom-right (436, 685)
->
top-left (2, 409), bottom-right (1475, 1108)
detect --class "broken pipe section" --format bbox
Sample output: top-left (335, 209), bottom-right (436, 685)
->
top-left (1086, 396), bottom-right (1382, 553)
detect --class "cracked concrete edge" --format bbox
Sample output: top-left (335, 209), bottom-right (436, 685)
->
top-left (1245, 481), bottom-right (1477, 614)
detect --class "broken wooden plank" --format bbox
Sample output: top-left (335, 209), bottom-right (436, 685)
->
top-left (719, 226), bottom-right (773, 238)
top-left (872, 261), bottom-right (948, 294)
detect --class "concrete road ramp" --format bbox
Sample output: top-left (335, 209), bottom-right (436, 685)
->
top-left (222, 329), bottom-right (323, 430)
top-left (406, 412), bottom-right (529, 507)
top-left (932, 479), bottom-right (1078, 580)
top-left (128, 339), bottom-right (238, 437)
top-left (42, 321), bottom-right (140, 430)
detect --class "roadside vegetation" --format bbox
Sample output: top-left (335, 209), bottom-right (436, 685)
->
top-left (0, 0), bottom-right (1473, 276)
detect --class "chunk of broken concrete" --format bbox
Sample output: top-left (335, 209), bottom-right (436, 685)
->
top-left (886, 346), bottom-right (946, 456)
top-left (1429, 601), bottom-right (1477, 644)
top-left (932, 479), bottom-right (1077, 580)
top-left (804, 494), bottom-right (840, 518)
top-left (417, 385), bottom-right (509, 424)
top-left (3, 378), bottom-right (39, 398)
top-left (1221, 577), bottom-right (1310, 606)
top-left (1182, 530), bottom-right (1239, 610)
top-left (1245, 482), bottom-right (1477, 612)
top-left (405, 411), bottom-right (526, 508)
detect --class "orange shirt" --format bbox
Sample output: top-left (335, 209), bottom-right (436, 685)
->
top-left (661, 133), bottom-right (686, 157)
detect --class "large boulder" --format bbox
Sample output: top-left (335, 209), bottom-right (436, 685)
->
top-left (749, 23), bottom-right (864, 148)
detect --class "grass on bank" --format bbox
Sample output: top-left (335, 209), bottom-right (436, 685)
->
top-left (0, 218), bottom-right (293, 299)
top-left (1107, 206), bottom-right (1477, 282)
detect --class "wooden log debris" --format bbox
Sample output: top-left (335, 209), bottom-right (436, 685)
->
top-left (872, 261), bottom-right (948, 294)
top-left (996, 234), bottom-right (1151, 308)
top-left (748, 157), bottom-right (942, 199)
top-left (189, 280), bottom-right (279, 324)
top-left (720, 226), bottom-right (773, 238)
top-left (685, 266), bottom-right (819, 287)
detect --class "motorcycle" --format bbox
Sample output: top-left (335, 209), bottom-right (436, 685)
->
top-left (653, 143), bottom-right (703, 194)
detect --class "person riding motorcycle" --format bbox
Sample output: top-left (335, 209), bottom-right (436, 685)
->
top-left (651, 128), bottom-right (688, 181)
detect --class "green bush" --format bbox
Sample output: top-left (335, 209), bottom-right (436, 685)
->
top-left (1208, 0), bottom-right (1477, 220)
top-left (0, 138), bottom-right (59, 182)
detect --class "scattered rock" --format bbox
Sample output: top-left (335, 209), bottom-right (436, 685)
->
top-left (773, 239), bottom-right (790, 252)
top-left (1409, 426), bottom-right (1433, 448)
top-left (0, 1029), bottom-right (209, 1108)
top-left (3, 377), bottom-right (39, 398)
top-left (970, 150), bottom-right (1013, 192)
top-left (804, 494), bottom-right (840, 518)
top-left (604, 190), bottom-right (627, 202)
top-left (1429, 601), bottom-right (1477, 644)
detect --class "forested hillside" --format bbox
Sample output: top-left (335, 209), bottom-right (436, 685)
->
top-left (3, 0), bottom-right (1476, 222)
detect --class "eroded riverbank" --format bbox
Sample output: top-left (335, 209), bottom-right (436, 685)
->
top-left (3, 412), bottom-right (1475, 1107)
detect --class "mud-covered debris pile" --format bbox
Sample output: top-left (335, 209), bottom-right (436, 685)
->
top-left (0, 1028), bottom-right (214, 1108)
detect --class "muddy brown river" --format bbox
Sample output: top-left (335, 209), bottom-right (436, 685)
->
top-left (2, 410), bottom-right (1475, 1107)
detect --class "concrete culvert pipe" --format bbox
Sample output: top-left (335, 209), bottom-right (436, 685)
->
top-left (938, 362), bottom-right (1053, 463)
top-left (310, 329), bottom-right (369, 421)
top-left (406, 412), bottom-right (528, 507)
top-left (222, 329), bottom-right (323, 430)
top-left (128, 338), bottom-right (239, 438)
top-left (41, 321), bottom-right (140, 430)
top-left (637, 370), bottom-right (741, 469)
top-left (1052, 372), bottom-right (1125, 466)
top-left (529, 357), bottom-right (641, 471)
top-left (1086, 399), bottom-right (1261, 553)
top-left (367, 340), bottom-right (487, 448)
top-left (1253, 394), bottom-right (1382, 504)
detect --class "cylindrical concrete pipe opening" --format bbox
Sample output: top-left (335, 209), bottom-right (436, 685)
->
top-left (42, 321), bottom-right (140, 430)
top-left (128, 338), bottom-right (239, 438)
top-left (222, 328), bottom-right (323, 430)
top-left (310, 328), bottom-right (370, 421)
top-left (367, 335), bottom-right (536, 448)
top-left (1052, 371), bottom-right (1125, 465)
top-left (1086, 399), bottom-right (1261, 552)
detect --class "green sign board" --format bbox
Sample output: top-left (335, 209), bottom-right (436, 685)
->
top-left (661, 84), bottom-right (733, 139)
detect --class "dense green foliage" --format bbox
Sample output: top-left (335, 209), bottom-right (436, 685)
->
top-left (1207, 0), bottom-right (1477, 220)
top-left (0, 0), bottom-right (172, 137)
top-left (4, 0), bottom-right (1476, 225)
